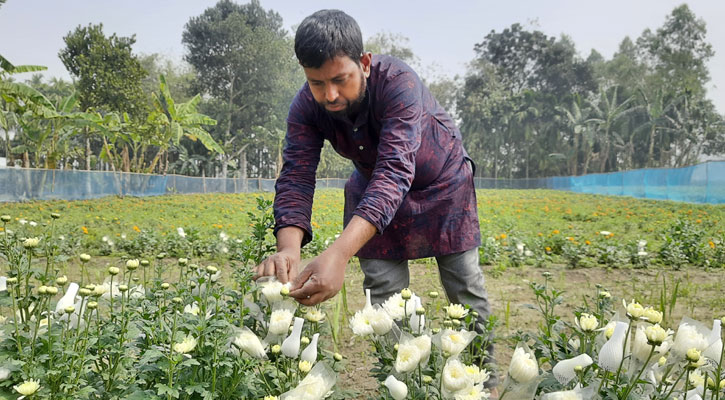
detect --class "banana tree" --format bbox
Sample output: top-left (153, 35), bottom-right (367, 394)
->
top-left (147, 74), bottom-right (222, 174)
top-left (0, 59), bottom-right (52, 164)
top-left (557, 94), bottom-right (595, 175)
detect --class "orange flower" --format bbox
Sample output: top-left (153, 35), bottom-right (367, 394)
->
top-left (81, 226), bottom-right (88, 235)
top-left (696, 219), bottom-right (702, 224)
top-left (710, 241), bottom-right (716, 249)
top-left (133, 225), bottom-right (141, 232)
top-left (552, 230), bottom-right (560, 235)
top-left (585, 240), bottom-right (591, 245)
top-left (500, 233), bottom-right (507, 239)
top-left (545, 246), bottom-right (552, 252)
top-left (537, 232), bottom-right (543, 237)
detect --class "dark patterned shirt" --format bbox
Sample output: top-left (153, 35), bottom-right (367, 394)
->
top-left (274, 55), bottom-right (480, 259)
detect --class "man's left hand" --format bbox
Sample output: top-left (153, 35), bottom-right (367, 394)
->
top-left (288, 250), bottom-right (347, 306)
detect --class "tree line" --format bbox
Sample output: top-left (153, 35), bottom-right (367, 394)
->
top-left (1, 1), bottom-right (723, 180)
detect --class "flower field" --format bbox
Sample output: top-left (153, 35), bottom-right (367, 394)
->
top-left (0, 189), bottom-right (724, 399)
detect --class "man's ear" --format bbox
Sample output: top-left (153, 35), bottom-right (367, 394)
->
top-left (360, 52), bottom-right (372, 78)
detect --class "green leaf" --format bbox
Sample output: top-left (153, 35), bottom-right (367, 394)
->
top-left (155, 383), bottom-right (180, 398)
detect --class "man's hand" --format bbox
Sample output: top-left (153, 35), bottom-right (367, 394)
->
top-left (254, 226), bottom-right (304, 283)
top-left (288, 250), bottom-right (346, 306)
top-left (253, 249), bottom-right (300, 284)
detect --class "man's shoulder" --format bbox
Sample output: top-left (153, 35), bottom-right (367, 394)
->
top-left (371, 54), bottom-right (417, 79)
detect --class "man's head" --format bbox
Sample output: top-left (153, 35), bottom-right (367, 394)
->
top-left (295, 10), bottom-right (371, 119)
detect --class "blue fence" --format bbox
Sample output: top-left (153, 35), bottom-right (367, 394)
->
top-left (551, 161), bottom-right (724, 204)
top-left (1, 161), bottom-right (723, 204)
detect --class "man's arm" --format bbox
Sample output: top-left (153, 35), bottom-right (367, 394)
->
top-left (254, 226), bottom-right (304, 283)
top-left (255, 86), bottom-right (322, 283)
top-left (288, 215), bottom-right (376, 305)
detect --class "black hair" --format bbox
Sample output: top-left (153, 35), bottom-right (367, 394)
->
top-left (294, 9), bottom-right (363, 68)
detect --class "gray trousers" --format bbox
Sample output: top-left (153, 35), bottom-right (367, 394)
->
top-left (359, 247), bottom-right (498, 386)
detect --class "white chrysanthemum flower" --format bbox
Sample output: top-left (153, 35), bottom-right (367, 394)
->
top-left (624, 299), bottom-right (645, 319)
top-left (304, 309), bottom-right (325, 323)
top-left (442, 359), bottom-right (470, 392)
top-left (509, 346), bottom-right (539, 383)
top-left (576, 313), bottom-right (598, 332)
top-left (14, 379), bottom-right (40, 396)
top-left (446, 303), bottom-right (469, 319)
top-left (689, 369), bottom-right (705, 387)
top-left (173, 334), bottom-right (197, 354)
top-left (350, 308), bottom-right (375, 336)
top-left (184, 303), bottom-right (200, 316)
top-left (382, 292), bottom-right (419, 320)
top-left (219, 232), bottom-right (228, 242)
top-left (269, 309), bottom-right (294, 335)
top-left (0, 367), bottom-right (10, 380)
top-left (384, 375), bottom-right (408, 400)
top-left (395, 342), bottom-right (422, 373)
top-left (369, 307), bottom-right (394, 336)
top-left (440, 329), bottom-right (477, 357)
top-left (453, 384), bottom-right (487, 400)
top-left (234, 327), bottom-right (267, 359)
top-left (260, 280), bottom-right (289, 304)
top-left (464, 364), bottom-right (490, 386)
top-left (672, 322), bottom-right (708, 357)
top-left (177, 227), bottom-right (186, 238)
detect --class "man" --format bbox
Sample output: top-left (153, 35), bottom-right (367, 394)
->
top-left (254, 9), bottom-right (497, 392)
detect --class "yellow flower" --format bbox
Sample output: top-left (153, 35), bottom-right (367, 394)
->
top-left (446, 304), bottom-right (468, 319)
top-left (14, 379), bottom-right (41, 396)
top-left (298, 360), bottom-right (312, 373)
top-left (173, 334), bottom-right (197, 354)
top-left (577, 313), bottom-right (598, 332)
top-left (624, 299), bottom-right (645, 319)
top-left (642, 307), bottom-right (663, 324)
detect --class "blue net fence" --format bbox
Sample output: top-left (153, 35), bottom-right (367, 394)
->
top-left (1, 161), bottom-right (723, 204)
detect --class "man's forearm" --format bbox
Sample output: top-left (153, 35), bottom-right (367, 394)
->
top-left (276, 226), bottom-right (305, 253)
top-left (327, 215), bottom-right (377, 260)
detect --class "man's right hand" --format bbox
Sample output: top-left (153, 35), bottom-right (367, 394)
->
top-left (254, 250), bottom-right (300, 284)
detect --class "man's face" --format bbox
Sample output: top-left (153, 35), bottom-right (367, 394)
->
top-left (303, 53), bottom-right (371, 119)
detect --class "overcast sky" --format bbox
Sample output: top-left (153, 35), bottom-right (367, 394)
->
top-left (1, 0), bottom-right (723, 113)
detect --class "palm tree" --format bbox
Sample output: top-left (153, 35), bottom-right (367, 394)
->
top-left (586, 86), bottom-right (639, 172)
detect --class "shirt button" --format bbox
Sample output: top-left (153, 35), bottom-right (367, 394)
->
top-left (358, 145), bottom-right (364, 150)
top-left (353, 127), bottom-right (358, 132)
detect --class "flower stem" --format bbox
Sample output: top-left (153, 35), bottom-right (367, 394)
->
top-left (621, 345), bottom-right (655, 399)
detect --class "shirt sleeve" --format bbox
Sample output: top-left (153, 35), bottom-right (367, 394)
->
top-left (273, 89), bottom-right (323, 246)
top-left (353, 71), bottom-right (423, 233)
